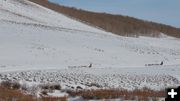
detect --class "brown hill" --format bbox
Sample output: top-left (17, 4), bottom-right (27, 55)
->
top-left (29, 0), bottom-right (180, 38)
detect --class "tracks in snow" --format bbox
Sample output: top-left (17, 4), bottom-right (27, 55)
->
top-left (0, 19), bottom-right (106, 35)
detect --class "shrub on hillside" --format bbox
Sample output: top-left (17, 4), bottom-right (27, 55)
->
top-left (40, 84), bottom-right (61, 90)
top-left (1, 81), bottom-right (21, 90)
top-left (67, 88), bottom-right (165, 100)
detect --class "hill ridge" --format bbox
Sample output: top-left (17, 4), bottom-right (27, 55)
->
top-left (29, 0), bottom-right (180, 38)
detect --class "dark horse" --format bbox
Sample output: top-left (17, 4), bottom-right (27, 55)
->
top-left (160, 61), bottom-right (163, 65)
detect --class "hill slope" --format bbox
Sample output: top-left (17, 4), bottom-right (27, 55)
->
top-left (29, 0), bottom-right (180, 37)
top-left (0, 0), bottom-right (180, 92)
top-left (1, 0), bottom-right (179, 68)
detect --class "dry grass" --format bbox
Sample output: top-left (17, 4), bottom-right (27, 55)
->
top-left (67, 88), bottom-right (165, 100)
top-left (40, 97), bottom-right (67, 101)
top-left (0, 81), bottom-right (165, 100)
top-left (0, 85), bottom-right (34, 101)
top-left (0, 84), bottom-right (67, 101)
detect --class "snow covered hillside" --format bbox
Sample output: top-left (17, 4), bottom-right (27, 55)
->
top-left (0, 0), bottom-right (180, 91)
